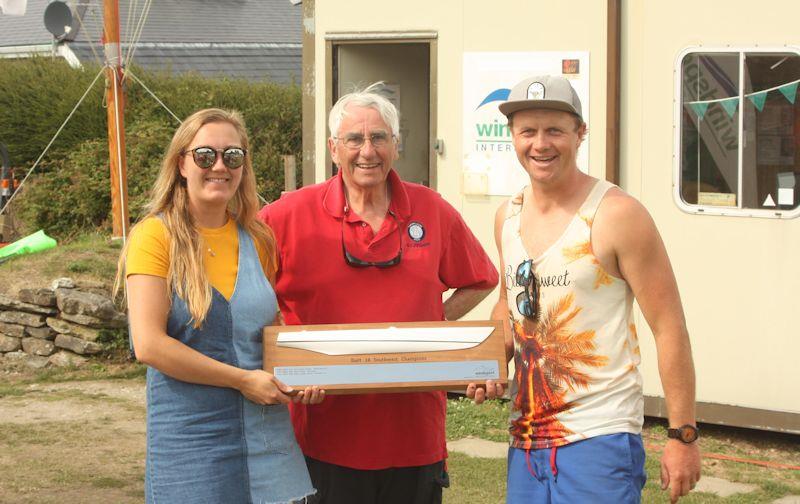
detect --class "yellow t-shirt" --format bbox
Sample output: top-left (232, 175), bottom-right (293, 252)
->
top-left (125, 216), bottom-right (276, 300)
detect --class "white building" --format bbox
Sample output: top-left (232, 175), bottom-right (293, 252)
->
top-left (299, 0), bottom-right (800, 433)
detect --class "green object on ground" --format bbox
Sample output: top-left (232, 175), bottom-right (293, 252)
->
top-left (0, 230), bottom-right (57, 261)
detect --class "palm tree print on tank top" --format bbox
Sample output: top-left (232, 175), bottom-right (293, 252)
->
top-left (502, 180), bottom-right (644, 450)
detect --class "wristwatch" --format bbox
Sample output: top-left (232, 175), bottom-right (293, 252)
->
top-left (667, 424), bottom-right (699, 444)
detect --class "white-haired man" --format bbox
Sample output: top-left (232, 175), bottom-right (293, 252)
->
top-left (492, 75), bottom-right (701, 503)
top-left (258, 83), bottom-right (499, 504)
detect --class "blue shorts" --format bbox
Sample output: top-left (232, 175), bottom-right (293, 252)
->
top-left (507, 433), bottom-right (646, 504)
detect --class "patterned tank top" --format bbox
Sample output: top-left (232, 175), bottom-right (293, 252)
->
top-left (502, 179), bottom-right (643, 450)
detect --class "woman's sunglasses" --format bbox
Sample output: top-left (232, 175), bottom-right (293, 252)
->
top-left (182, 146), bottom-right (246, 169)
top-left (515, 259), bottom-right (540, 322)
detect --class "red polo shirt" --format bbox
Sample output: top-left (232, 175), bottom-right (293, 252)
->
top-left (258, 170), bottom-right (498, 470)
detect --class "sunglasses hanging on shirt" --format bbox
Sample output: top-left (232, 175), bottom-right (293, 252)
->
top-left (341, 212), bottom-right (402, 268)
top-left (515, 259), bottom-right (540, 322)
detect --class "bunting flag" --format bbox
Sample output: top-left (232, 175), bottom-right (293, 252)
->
top-left (779, 81), bottom-right (798, 104)
top-left (720, 97), bottom-right (739, 118)
top-left (684, 77), bottom-right (800, 120)
top-left (748, 91), bottom-right (768, 112)
top-left (689, 102), bottom-right (709, 120)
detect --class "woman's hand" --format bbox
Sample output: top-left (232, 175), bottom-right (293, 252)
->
top-left (293, 386), bottom-right (326, 405)
top-left (238, 369), bottom-right (295, 405)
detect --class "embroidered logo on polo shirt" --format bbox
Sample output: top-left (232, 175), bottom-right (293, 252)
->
top-left (407, 222), bottom-right (426, 242)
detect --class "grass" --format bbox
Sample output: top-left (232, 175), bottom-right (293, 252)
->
top-left (0, 383), bottom-right (28, 398)
top-left (91, 477), bottom-right (129, 489)
top-left (445, 452), bottom-right (506, 504)
top-left (0, 419), bottom-right (145, 503)
top-left (443, 398), bottom-right (800, 503)
top-left (0, 232), bottom-right (121, 295)
top-left (644, 418), bottom-right (800, 497)
top-left (4, 362), bottom-right (146, 386)
top-left (446, 395), bottom-right (509, 442)
top-left (4, 387), bottom-right (136, 408)
top-left (0, 231), bottom-right (132, 357)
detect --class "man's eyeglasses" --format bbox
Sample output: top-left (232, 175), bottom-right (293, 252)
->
top-left (342, 212), bottom-right (402, 268)
top-left (515, 259), bottom-right (540, 321)
top-left (334, 132), bottom-right (395, 150)
top-left (182, 146), bottom-right (247, 169)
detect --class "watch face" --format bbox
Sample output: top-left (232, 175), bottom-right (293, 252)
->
top-left (679, 425), bottom-right (699, 443)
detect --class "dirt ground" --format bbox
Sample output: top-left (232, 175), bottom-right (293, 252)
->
top-left (0, 374), bottom-right (147, 504)
top-left (1, 365), bottom-right (798, 503)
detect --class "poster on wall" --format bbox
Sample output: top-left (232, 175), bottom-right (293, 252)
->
top-left (462, 51), bottom-right (590, 196)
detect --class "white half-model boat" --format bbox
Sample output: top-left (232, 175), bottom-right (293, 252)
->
top-left (276, 326), bottom-right (495, 356)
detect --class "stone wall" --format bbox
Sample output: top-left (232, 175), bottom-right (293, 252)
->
top-left (0, 278), bottom-right (126, 369)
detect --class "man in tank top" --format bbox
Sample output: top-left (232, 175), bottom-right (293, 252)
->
top-left (489, 75), bottom-right (701, 503)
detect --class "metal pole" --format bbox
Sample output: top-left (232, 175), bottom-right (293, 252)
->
top-left (103, 0), bottom-right (129, 239)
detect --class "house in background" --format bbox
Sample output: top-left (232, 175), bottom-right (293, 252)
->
top-left (0, 0), bottom-right (301, 83)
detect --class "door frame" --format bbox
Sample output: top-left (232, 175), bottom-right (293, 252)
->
top-left (324, 32), bottom-right (438, 187)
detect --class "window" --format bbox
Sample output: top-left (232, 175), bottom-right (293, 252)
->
top-left (676, 48), bottom-right (800, 217)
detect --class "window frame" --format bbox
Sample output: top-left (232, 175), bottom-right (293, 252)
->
top-left (673, 45), bottom-right (800, 219)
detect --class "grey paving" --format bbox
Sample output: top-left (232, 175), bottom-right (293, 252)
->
top-left (692, 476), bottom-right (757, 497)
top-left (447, 437), bottom-right (507, 459)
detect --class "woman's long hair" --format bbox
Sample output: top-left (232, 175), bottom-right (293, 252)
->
top-left (115, 108), bottom-right (275, 327)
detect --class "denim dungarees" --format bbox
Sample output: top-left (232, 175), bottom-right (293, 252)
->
top-left (145, 226), bottom-right (314, 504)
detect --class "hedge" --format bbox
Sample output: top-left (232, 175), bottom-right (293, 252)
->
top-left (0, 57), bottom-right (301, 238)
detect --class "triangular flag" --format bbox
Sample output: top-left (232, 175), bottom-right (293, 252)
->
top-left (763, 194), bottom-right (776, 207)
top-left (719, 97), bottom-right (739, 118)
top-left (748, 91), bottom-right (768, 112)
top-left (689, 102), bottom-right (709, 120)
top-left (778, 82), bottom-right (798, 104)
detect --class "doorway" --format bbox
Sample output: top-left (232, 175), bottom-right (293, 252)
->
top-left (327, 37), bottom-right (436, 187)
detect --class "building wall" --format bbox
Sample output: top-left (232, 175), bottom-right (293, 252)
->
top-left (313, 0), bottom-right (609, 319)
top-left (622, 0), bottom-right (800, 414)
top-left (312, 0), bottom-right (800, 420)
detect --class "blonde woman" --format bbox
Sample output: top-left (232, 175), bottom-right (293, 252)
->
top-left (117, 109), bottom-right (321, 503)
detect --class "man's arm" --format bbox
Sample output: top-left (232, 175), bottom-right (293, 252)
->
top-left (467, 201), bottom-right (511, 404)
top-left (596, 191), bottom-right (700, 503)
top-left (491, 200), bottom-right (514, 363)
top-left (443, 286), bottom-right (494, 321)
top-left (490, 287), bottom-right (513, 364)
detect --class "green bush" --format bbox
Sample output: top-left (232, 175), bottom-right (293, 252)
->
top-left (0, 58), bottom-right (301, 238)
top-left (96, 327), bottom-right (130, 353)
top-left (0, 58), bottom-right (107, 166)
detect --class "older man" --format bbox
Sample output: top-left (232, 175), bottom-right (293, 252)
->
top-left (492, 75), bottom-right (701, 503)
top-left (258, 83), bottom-right (498, 504)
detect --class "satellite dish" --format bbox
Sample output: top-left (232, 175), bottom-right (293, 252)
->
top-left (43, 1), bottom-right (74, 40)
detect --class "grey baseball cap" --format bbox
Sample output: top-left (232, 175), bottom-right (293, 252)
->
top-left (498, 75), bottom-right (583, 120)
